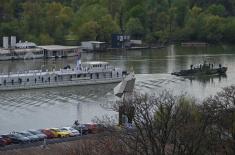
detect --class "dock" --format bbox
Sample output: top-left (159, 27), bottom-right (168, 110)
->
top-left (0, 45), bottom-right (80, 61)
top-left (107, 45), bottom-right (166, 52)
top-left (181, 42), bottom-right (208, 47)
top-left (0, 36), bottom-right (81, 61)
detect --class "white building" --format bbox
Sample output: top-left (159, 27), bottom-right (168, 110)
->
top-left (81, 41), bottom-right (107, 52)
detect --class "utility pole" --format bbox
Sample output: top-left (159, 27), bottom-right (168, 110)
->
top-left (119, 7), bottom-right (126, 50)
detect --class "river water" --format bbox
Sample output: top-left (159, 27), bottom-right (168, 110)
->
top-left (1, 45), bottom-right (235, 134)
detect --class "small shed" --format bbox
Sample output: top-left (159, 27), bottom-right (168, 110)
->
top-left (81, 41), bottom-right (107, 52)
top-left (38, 45), bottom-right (80, 58)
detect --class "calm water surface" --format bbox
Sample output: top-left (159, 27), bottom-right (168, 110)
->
top-left (1, 45), bottom-right (235, 134)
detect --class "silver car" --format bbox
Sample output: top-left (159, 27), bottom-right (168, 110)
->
top-left (28, 130), bottom-right (47, 140)
top-left (17, 131), bottom-right (40, 142)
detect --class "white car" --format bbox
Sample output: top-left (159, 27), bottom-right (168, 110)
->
top-left (60, 127), bottom-right (80, 137)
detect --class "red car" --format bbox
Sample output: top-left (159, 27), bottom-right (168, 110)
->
top-left (84, 123), bottom-right (105, 134)
top-left (0, 137), bottom-right (6, 147)
top-left (1, 135), bottom-right (12, 145)
top-left (39, 129), bottom-right (55, 139)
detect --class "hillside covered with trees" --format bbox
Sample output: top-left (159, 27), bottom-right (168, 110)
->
top-left (0, 0), bottom-right (235, 45)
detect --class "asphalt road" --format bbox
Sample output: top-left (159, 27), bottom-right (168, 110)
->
top-left (0, 133), bottom-right (104, 151)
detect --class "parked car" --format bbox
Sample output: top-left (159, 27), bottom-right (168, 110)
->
top-left (60, 127), bottom-right (80, 137)
top-left (49, 128), bottom-right (70, 138)
top-left (39, 129), bottom-right (55, 139)
top-left (2, 133), bottom-right (30, 144)
top-left (16, 131), bottom-right (40, 142)
top-left (84, 123), bottom-right (105, 134)
top-left (0, 135), bottom-right (12, 145)
top-left (72, 124), bottom-right (89, 135)
top-left (28, 130), bottom-right (47, 141)
top-left (0, 136), bottom-right (6, 147)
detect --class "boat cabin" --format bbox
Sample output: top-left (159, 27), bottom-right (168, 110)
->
top-left (81, 61), bottom-right (111, 70)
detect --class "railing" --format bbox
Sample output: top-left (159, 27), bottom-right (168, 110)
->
top-left (0, 66), bottom-right (121, 77)
top-left (0, 77), bottom-right (123, 90)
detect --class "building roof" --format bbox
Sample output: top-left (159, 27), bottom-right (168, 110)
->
top-left (82, 41), bottom-right (106, 44)
top-left (38, 45), bottom-right (80, 51)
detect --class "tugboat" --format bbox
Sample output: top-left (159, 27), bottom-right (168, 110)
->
top-left (171, 61), bottom-right (227, 77)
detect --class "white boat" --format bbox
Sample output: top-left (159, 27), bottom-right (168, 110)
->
top-left (0, 48), bottom-right (44, 60)
top-left (0, 56), bottom-right (128, 91)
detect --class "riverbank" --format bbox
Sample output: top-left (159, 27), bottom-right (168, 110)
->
top-left (3, 85), bottom-right (235, 155)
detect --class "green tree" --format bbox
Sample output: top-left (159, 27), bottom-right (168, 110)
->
top-left (39, 33), bottom-right (55, 45)
top-left (222, 18), bottom-right (235, 42)
top-left (78, 21), bottom-right (99, 41)
top-left (182, 6), bottom-right (206, 41)
top-left (128, 4), bottom-right (146, 25)
top-left (204, 15), bottom-right (224, 42)
top-left (97, 15), bottom-right (120, 42)
top-left (173, 0), bottom-right (189, 27)
top-left (21, 1), bottom-right (46, 36)
top-left (0, 20), bottom-right (20, 41)
top-left (100, 0), bottom-right (123, 18)
top-left (0, 0), bottom-right (16, 21)
top-left (126, 18), bottom-right (145, 39)
top-left (207, 4), bottom-right (225, 16)
top-left (45, 2), bottom-right (74, 43)
top-left (1, 0), bottom-right (235, 44)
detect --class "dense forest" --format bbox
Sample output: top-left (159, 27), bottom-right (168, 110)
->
top-left (0, 0), bottom-right (235, 45)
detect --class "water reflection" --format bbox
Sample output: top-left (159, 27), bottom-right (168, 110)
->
top-left (185, 74), bottom-right (227, 85)
top-left (0, 84), bottom-right (117, 134)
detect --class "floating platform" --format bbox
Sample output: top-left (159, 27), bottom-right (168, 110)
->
top-left (181, 42), bottom-right (208, 47)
